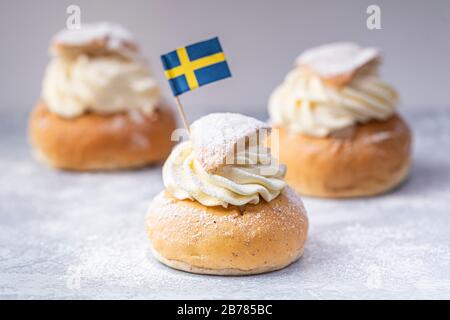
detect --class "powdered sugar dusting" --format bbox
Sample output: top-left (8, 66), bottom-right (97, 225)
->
top-left (190, 113), bottom-right (270, 172)
top-left (296, 42), bottom-right (380, 78)
top-left (128, 109), bottom-right (146, 124)
top-left (106, 117), bottom-right (126, 132)
top-left (131, 133), bottom-right (150, 149)
top-left (1, 108), bottom-right (450, 299)
top-left (52, 22), bottom-right (137, 56)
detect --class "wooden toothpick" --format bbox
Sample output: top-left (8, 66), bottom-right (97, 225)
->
top-left (174, 96), bottom-right (191, 136)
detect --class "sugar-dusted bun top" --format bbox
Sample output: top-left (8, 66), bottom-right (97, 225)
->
top-left (190, 113), bottom-right (270, 172)
top-left (51, 22), bottom-right (138, 59)
top-left (296, 42), bottom-right (380, 86)
top-left (269, 42), bottom-right (398, 137)
top-left (163, 113), bottom-right (287, 208)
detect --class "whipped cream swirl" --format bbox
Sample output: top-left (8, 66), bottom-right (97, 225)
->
top-left (42, 54), bottom-right (161, 118)
top-left (269, 66), bottom-right (398, 137)
top-left (163, 141), bottom-right (287, 208)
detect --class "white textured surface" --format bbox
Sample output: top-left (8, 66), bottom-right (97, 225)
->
top-left (1, 107), bottom-right (450, 299)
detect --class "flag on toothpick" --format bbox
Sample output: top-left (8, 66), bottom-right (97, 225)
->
top-left (161, 37), bottom-right (232, 96)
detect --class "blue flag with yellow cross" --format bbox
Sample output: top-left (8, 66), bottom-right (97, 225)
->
top-left (161, 37), bottom-right (231, 96)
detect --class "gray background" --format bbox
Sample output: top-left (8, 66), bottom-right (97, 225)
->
top-left (1, 0), bottom-right (449, 114)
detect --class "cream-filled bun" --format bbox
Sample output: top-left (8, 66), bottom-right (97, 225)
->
top-left (268, 42), bottom-right (412, 198)
top-left (146, 113), bottom-right (308, 275)
top-left (29, 22), bottom-right (176, 171)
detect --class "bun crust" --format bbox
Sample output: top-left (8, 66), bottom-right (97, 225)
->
top-left (145, 187), bottom-right (308, 275)
top-left (29, 103), bottom-right (176, 171)
top-left (277, 114), bottom-right (412, 198)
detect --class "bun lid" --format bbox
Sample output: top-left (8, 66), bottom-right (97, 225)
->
top-left (296, 42), bottom-right (381, 86)
top-left (50, 22), bottom-right (139, 58)
top-left (190, 113), bottom-right (270, 173)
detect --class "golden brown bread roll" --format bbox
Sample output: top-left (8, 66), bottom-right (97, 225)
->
top-left (277, 114), bottom-right (412, 198)
top-left (29, 102), bottom-right (176, 171)
top-left (146, 187), bottom-right (308, 275)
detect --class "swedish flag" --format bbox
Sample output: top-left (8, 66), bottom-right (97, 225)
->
top-left (161, 37), bottom-right (232, 96)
